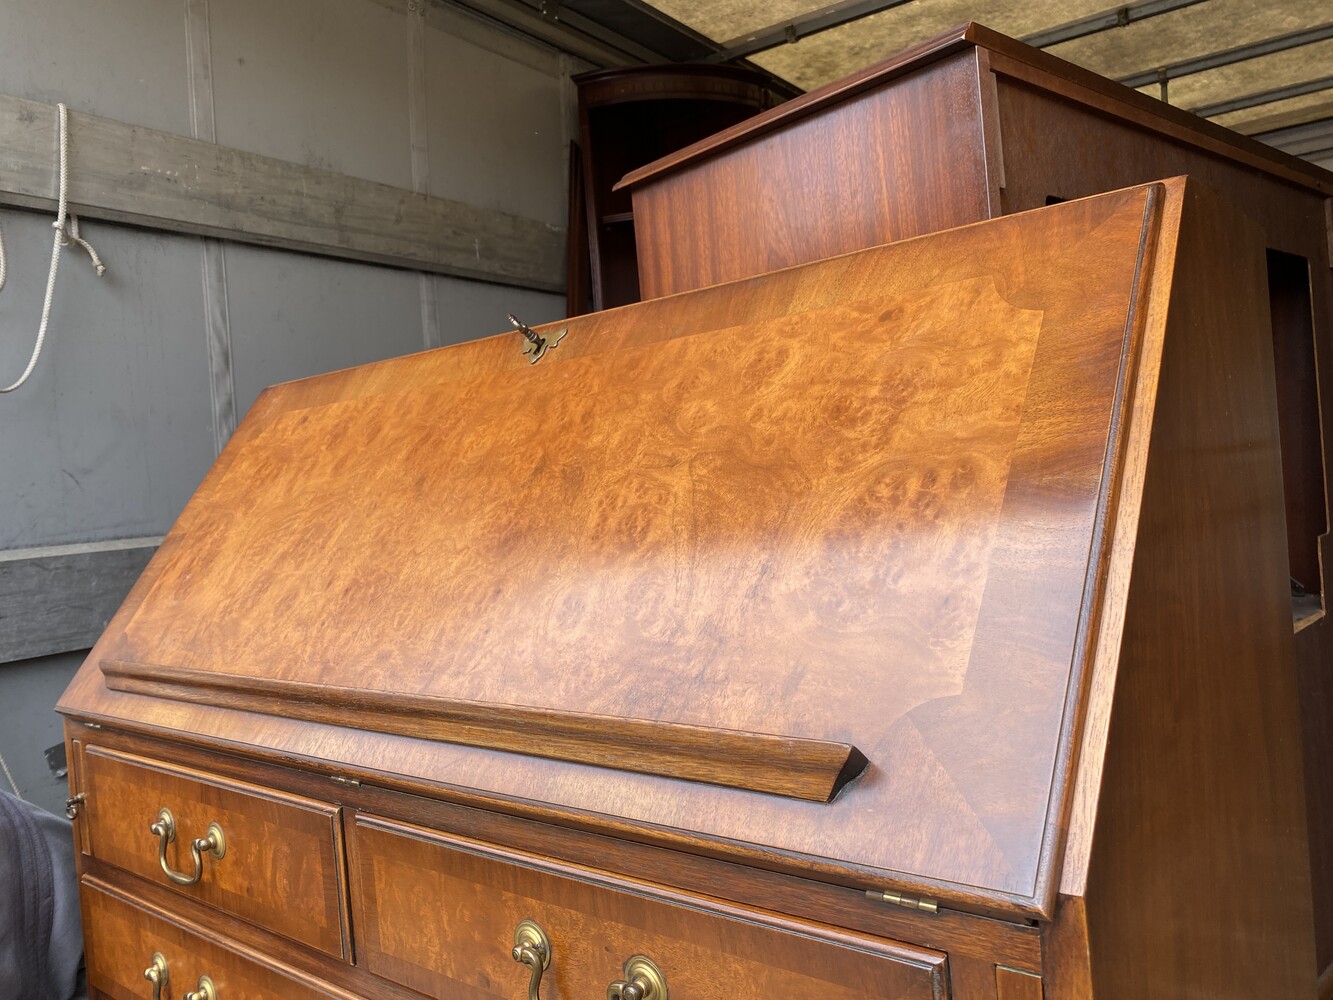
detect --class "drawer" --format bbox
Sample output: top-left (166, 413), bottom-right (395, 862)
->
top-left (81, 877), bottom-right (345, 1000)
top-left (350, 814), bottom-right (949, 999)
top-left (82, 745), bottom-right (348, 959)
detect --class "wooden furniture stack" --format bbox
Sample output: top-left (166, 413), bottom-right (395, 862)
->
top-left (60, 25), bottom-right (1325, 1000)
top-left (620, 22), bottom-right (1333, 992)
top-left (567, 65), bottom-right (797, 314)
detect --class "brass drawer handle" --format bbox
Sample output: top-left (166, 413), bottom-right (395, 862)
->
top-left (511, 919), bottom-right (552, 1000)
top-left (183, 975), bottom-right (217, 1000)
top-left (150, 808), bottom-right (227, 886)
top-left (143, 952), bottom-right (169, 1000)
top-left (608, 956), bottom-right (669, 1000)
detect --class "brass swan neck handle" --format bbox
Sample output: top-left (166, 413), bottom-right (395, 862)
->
top-left (509, 920), bottom-right (668, 1000)
top-left (149, 808), bottom-right (226, 886)
top-left (608, 956), bottom-right (669, 1000)
top-left (143, 952), bottom-right (169, 1000)
top-left (511, 919), bottom-right (552, 1000)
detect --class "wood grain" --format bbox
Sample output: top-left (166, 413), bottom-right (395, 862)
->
top-left (349, 813), bottom-right (949, 1000)
top-left (616, 30), bottom-right (980, 192)
top-left (616, 23), bottom-right (1333, 972)
top-left (631, 50), bottom-right (993, 298)
top-left (1078, 178), bottom-right (1317, 999)
top-left (66, 184), bottom-right (1168, 918)
top-left (101, 659), bottom-right (867, 802)
top-left (81, 745), bottom-right (349, 958)
top-left (618, 23), bottom-right (1332, 198)
top-left (70, 720), bottom-right (1044, 976)
top-left (995, 966), bottom-right (1044, 1000)
top-left (989, 70), bottom-right (1333, 973)
top-left (81, 877), bottom-right (354, 1000)
top-left (60, 181), bottom-right (1317, 998)
top-left (0, 92), bottom-right (563, 290)
top-left (574, 64), bottom-right (795, 310)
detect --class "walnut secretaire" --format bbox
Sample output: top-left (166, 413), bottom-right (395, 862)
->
top-left (59, 180), bottom-right (1314, 1000)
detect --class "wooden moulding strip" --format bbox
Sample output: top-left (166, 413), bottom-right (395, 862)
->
top-left (0, 93), bottom-right (564, 291)
top-left (99, 659), bottom-right (868, 803)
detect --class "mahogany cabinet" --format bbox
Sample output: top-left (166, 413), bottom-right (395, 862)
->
top-left (61, 181), bottom-right (1315, 998)
top-left (619, 25), bottom-right (1333, 980)
top-left (570, 65), bottom-right (796, 314)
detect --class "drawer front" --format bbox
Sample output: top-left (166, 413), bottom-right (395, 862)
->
top-left (82, 745), bottom-right (348, 958)
top-left (350, 815), bottom-right (948, 1000)
top-left (81, 878), bottom-right (343, 1000)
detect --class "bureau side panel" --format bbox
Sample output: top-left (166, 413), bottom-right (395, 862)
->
top-left (631, 50), bottom-right (992, 298)
top-left (991, 75), bottom-right (1333, 975)
top-left (1083, 182), bottom-right (1316, 998)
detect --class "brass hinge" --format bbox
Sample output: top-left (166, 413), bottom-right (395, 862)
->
top-left (865, 889), bottom-right (939, 914)
top-left (329, 775), bottom-right (361, 788)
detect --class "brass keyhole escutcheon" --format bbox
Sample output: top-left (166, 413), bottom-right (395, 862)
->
top-left (511, 919), bottom-right (552, 1000)
top-left (508, 313), bottom-right (567, 364)
top-left (608, 955), bottom-right (669, 1000)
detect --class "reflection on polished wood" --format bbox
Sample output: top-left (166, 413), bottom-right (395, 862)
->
top-left (61, 180), bottom-right (1315, 999)
top-left (622, 24), bottom-right (1333, 980)
top-left (97, 183), bottom-right (1157, 908)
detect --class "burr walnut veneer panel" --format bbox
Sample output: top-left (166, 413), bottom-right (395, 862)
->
top-left (97, 183), bottom-right (1157, 913)
top-left (60, 182), bottom-right (1316, 999)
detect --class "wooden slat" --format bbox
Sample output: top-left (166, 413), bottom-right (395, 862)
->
top-left (99, 659), bottom-right (868, 802)
top-left (0, 93), bottom-right (564, 292)
top-left (0, 537), bottom-right (158, 663)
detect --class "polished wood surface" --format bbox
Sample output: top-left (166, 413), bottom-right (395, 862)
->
top-left (619, 22), bottom-right (1330, 198)
top-left (573, 64), bottom-right (796, 312)
top-left (628, 51), bottom-right (994, 297)
top-left (71, 720), bottom-right (1045, 1000)
top-left (102, 659), bottom-right (867, 802)
top-left (620, 23), bottom-right (1333, 976)
top-left (994, 966), bottom-right (1043, 1000)
top-left (986, 56), bottom-right (1333, 970)
top-left (84, 184), bottom-right (1162, 914)
top-left (81, 878), bottom-right (348, 1000)
top-left (60, 182), bottom-right (1316, 999)
top-left (1053, 178), bottom-right (1317, 999)
top-left (350, 814), bottom-right (948, 1000)
top-left (82, 745), bottom-right (348, 958)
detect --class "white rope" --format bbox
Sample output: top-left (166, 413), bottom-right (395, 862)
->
top-left (0, 749), bottom-right (21, 799)
top-left (0, 102), bottom-right (107, 394)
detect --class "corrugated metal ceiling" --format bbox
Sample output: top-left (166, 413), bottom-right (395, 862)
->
top-left (633, 0), bottom-right (1333, 168)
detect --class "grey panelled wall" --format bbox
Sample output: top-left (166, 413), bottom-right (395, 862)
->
top-left (0, 0), bottom-right (576, 805)
top-left (0, 654), bottom-right (84, 815)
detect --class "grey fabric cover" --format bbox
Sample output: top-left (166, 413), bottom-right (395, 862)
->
top-left (0, 790), bottom-right (83, 1000)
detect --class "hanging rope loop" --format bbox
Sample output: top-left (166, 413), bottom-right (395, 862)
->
top-left (0, 102), bottom-right (108, 393)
